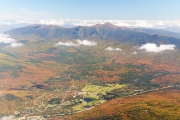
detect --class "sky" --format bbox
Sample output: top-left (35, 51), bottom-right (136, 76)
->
top-left (0, 0), bottom-right (180, 32)
top-left (0, 0), bottom-right (180, 20)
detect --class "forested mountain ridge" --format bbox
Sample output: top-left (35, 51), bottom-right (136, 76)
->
top-left (5, 22), bottom-right (180, 46)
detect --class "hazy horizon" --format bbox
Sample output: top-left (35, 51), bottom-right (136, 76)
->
top-left (1, 0), bottom-right (180, 33)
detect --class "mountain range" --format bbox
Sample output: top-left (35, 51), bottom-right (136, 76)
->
top-left (5, 22), bottom-right (180, 47)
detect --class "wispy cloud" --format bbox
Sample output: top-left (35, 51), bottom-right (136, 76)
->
top-left (105, 46), bottom-right (122, 51)
top-left (0, 34), bottom-right (23, 47)
top-left (138, 43), bottom-right (176, 53)
top-left (56, 39), bottom-right (97, 47)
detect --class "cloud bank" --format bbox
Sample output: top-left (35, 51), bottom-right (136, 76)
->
top-left (138, 43), bottom-right (176, 53)
top-left (105, 46), bottom-right (122, 51)
top-left (0, 34), bottom-right (23, 47)
top-left (56, 40), bottom-right (97, 47)
top-left (1, 19), bottom-right (180, 33)
top-left (35, 20), bottom-right (180, 29)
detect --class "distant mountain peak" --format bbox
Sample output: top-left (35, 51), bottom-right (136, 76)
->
top-left (104, 22), bottom-right (114, 26)
top-left (93, 22), bottom-right (117, 28)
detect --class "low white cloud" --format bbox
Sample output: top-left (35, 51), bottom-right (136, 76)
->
top-left (0, 34), bottom-right (16, 43)
top-left (55, 41), bottom-right (78, 46)
top-left (0, 34), bottom-right (23, 47)
top-left (0, 115), bottom-right (15, 120)
top-left (56, 39), bottom-right (97, 47)
top-left (105, 46), bottom-right (114, 50)
top-left (115, 48), bottom-right (122, 51)
top-left (138, 43), bottom-right (176, 53)
top-left (77, 39), bottom-right (97, 46)
top-left (132, 51), bottom-right (137, 54)
top-left (105, 46), bottom-right (122, 51)
top-left (9, 43), bottom-right (23, 47)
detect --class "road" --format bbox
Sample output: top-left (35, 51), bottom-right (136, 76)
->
top-left (124, 84), bottom-right (180, 98)
top-left (61, 79), bottom-right (74, 103)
